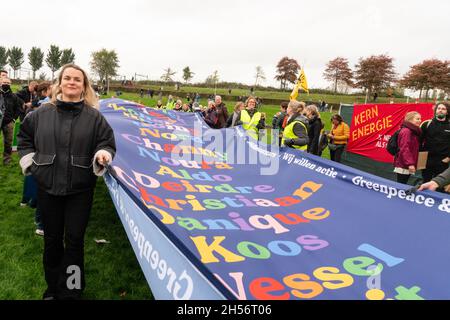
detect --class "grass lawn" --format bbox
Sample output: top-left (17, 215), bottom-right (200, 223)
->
top-left (0, 143), bottom-right (153, 299)
top-left (0, 87), bottom-right (332, 299)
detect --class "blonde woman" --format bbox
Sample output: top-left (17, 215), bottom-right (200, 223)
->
top-left (281, 100), bottom-right (309, 150)
top-left (393, 111), bottom-right (422, 184)
top-left (17, 64), bottom-right (116, 300)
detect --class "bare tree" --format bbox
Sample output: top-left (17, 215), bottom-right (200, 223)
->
top-left (255, 66), bottom-right (266, 86)
top-left (161, 67), bottom-right (176, 82)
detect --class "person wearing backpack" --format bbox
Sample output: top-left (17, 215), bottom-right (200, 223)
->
top-left (420, 102), bottom-right (450, 185)
top-left (393, 111), bottom-right (422, 184)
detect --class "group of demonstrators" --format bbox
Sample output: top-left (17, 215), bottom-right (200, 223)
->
top-left (157, 92), bottom-right (449, 192)
top-left (0, 63), bottom-right (448, 301)
top-left (154, 93), bottom-right (351, 163)
top-left (393, 102), bottom-right (450, 191)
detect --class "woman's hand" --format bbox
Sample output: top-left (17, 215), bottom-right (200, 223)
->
top-left (442, 157), bottom-right (450, 164)
top-left (418, 181), bottom-right (439, 191)
top-left (95, 150), bottom-right (112, 166)
top-left (408, 165), bottom-right (416, 174)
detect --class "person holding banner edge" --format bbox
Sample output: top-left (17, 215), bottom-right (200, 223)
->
top-left (393, 111), bottom-right (422, 185)
top-left (17, 64), bottom-right (116, 300)
top-left (419, 167), bottom-right (450, 192)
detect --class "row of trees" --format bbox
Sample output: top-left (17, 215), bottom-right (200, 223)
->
top-left (160, 65), bottom-right (266, 88)
top-left (0, 45), bottom-right (75, 79)
top-left (319, 55), bottom-right (449, 99)
top-left (2, 45), bottom-right (448, 99)
top-left (0, 45), bottom-right (120, 89)
top-left (144, 56), bottom-right (450, 100)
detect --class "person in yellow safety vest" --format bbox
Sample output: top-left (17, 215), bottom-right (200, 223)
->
top-left (235, 96), bottom-right (266, 140)
top-left (281, 100), bottom-right (309, 150)
top-left (173, 99), bottom-right (183, 111)
top-left (166, 95), bottom-right (175, 110)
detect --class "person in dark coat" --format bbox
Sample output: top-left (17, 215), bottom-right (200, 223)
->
top-left (1, 76), bottom-right (24, 165)
top-left (16, 81), bottom-right (38, 120)
top-left (204, 100), bottom-right (219, 128)
top-left (17, 64), bottom-right (116, 300)
top-left (214, 95), bottom-right (229, 129)
top-left (305, 104), bottom-right (323, 156)
top-left (420, 102), bottom-right (450, 184)
top-left (272, 102), bottom-right (288, 146)
top-left (393, 111), bottom-right (422, 184)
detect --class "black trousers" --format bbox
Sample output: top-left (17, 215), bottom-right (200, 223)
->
top-left (422, 162), bottom-right (449, 183)
top-left (37, 188), bottom-right (94, 299)
top-left (330, 144), bottom-right (345, 163)
top-left (397, 173), bottom-right (411, 184)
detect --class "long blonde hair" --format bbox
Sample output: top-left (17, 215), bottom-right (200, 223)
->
top-left (51, 64), bottom-right (98, 108)
top-left (306, 104), bottom-right (320, 118)
top-left (404, 111), bottom-right (420, 122)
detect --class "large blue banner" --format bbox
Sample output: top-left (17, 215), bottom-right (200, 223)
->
top-left (100, 98), bottom-right (450, 300)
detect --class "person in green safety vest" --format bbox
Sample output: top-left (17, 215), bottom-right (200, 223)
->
top-left (173, 99), bottom-right (183, 111)
top-left (281, 100), bottom-right (309, 150)
top-left (235, 96), bottom-right (266, 140)
top-left (166, 95), bottom-right (175, 110)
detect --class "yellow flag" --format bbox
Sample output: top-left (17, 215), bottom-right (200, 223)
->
top-left (289, 68), bottom-right (309, 100)
top-left (299, 68), bottom-right (309, 94)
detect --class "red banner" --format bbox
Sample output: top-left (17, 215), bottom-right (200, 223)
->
top-left (346, 103), bottom-right (434, 163)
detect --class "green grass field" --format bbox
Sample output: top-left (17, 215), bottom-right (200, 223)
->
top-left (0, 86), bottom-right (332, 299)
top-left (0, 150), bottom-right (153, 299)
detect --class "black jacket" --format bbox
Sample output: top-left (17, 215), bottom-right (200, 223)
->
top-left (0, 89), bottom-right (23, 127)
top-left (215, 103), bottom-right (229, 129)
top-left (272, 111), bottom-right (287, 131)
top-left (307, 116), bottom-right (323, 155)
top-left (15, 86), bottom-right (33, 121)
top-left (421, 118), bottom-right (450, 167)
top-left (16, 86), bottom-right (33, 103)
top-left (17, 100), bottom-right (116, 196)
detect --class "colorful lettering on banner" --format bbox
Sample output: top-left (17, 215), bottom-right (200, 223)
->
top-left (101, 98), bottom-right (450, 300)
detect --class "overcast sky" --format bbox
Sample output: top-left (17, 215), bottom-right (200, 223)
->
top-left (2, 0), bottom-right (449, 89)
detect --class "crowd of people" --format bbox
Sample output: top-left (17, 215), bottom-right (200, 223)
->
top-left (393, 102), bottom-right (450, 192)
top-left (0, 65), bottom-right (449, 301)
top-left (152, 93), bottom-right (347, 163)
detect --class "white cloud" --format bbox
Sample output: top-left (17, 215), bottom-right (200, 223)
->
top-left (1, 0), bottom-right (449, 88)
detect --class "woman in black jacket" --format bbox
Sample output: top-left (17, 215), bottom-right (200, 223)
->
top-left (305, 104), bottom-right (323, 156)
top-left (17, 64), bottom-right (116, 300)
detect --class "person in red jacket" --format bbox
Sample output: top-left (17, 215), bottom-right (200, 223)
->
top-left (394, 111), bottom-right (422, 184)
